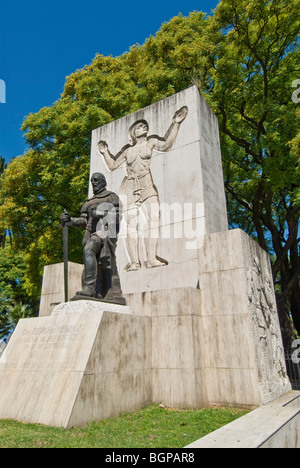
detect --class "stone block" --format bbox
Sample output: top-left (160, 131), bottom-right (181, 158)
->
top-left (0, 301), bottom-right (151, 428)
top-left (198, 229), bottom-right (291, 407)
top-left (152, 369), bottom-right (201, 408)
top-left (39, 262), bottom-right (83, 316)
top-left (0, 229), bottom-right (291, 425)
top-left (126, 235), bottom-right (291, 408)
top-left (125, 287), bottom-right (201, 317)
top-left (186, 392), bottom-right (300, 448)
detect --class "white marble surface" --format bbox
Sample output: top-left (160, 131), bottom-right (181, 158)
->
top-left (90, 86), bottom-right (228, 294)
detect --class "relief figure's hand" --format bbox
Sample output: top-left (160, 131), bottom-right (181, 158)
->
top-left (173, 106), bottom-right (188, 124)
top-left (97, 140), bottom-right (109, 155)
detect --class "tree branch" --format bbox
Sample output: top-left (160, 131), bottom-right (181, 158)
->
top-left (218, 106), bottom-right (263, 163)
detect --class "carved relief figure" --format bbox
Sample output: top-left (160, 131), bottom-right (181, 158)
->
top-left (98, 106), bottom-right (188, 271)
top-left (247, 254), bottom-right (288, 389)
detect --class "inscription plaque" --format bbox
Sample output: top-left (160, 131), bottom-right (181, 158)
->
top-left (0, 311), bottom-right (102, 373)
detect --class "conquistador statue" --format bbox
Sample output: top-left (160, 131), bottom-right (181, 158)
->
top-left (60, 172), bottom-right (125, 304)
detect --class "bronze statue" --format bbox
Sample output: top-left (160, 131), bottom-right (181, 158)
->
top-left (60, 173), bottom-right (125, 304)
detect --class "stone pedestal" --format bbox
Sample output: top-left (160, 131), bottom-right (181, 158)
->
top-left (125, 230), bottom-right (291, 410)
top-left (39, 262), bottom-right (84, 316)
top-left (197, 229), bottom-right (291, 407)
top-left (0, 229), bottom-right (290, 427)
top-left (0, 302), bottom-right (151, 428)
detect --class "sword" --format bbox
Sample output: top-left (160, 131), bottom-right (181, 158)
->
top-left (63, 221), bottom-right (69, 303)
top-left (60, 209), bottom-right (70, 303)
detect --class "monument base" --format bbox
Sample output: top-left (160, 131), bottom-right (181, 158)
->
top-left (0, 230), bottom-right (291, 427)
top-left (0, 301), bottom-right (151, 428)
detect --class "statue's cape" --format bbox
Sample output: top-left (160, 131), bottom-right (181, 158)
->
top-left (87, 189), bottom-right (117, 202)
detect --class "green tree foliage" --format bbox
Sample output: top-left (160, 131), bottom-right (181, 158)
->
top-left (0, 159), bottom-right (38, 340)
top-left (0, 241), bottom-right (38, 341)
top-left (0, 0), bottom-right (299, 346)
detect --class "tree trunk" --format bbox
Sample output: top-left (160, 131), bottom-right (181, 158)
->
top-left (276, 293), bottom-right (298, 352)
top-left (253, 188), bottom-right (300, 351)
top-left (291, 287), bottom-right (300, 339)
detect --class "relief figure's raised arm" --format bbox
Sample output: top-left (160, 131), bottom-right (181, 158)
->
top-left (150, 106), bottom-right (188, 152)
top-left (98, 140), bottom-right (129, 171)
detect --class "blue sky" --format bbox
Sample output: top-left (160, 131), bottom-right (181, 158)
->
top-left (0, 0), bottom-right (219, 163)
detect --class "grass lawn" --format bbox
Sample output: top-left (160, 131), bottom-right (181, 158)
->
top-left (0, 404), bottom-right (249, 448)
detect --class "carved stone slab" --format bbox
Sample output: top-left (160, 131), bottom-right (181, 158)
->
top-left (90, 86), bottom-right (228, 294)
top-left (0, 303), bottom-right (151, 428)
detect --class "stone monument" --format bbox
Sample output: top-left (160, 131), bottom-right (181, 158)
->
top-left (0, 86), bottom-right (291, 428)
